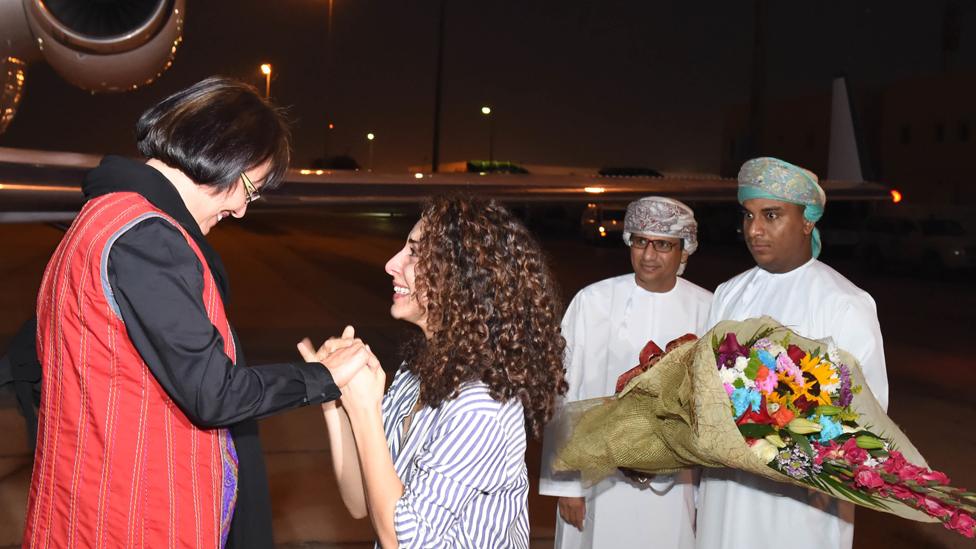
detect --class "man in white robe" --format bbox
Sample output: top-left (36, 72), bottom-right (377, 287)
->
top-left (540, 197), bottom-right (712, 549)
top-left (696, 157), bottom-right (889, 549)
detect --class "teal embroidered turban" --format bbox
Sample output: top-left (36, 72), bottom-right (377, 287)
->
top-left (737, 157), bottom-right (826, 258)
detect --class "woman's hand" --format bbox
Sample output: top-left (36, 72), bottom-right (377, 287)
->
top-left (340, 346), bottom-right (385, 419)
top-left (297, 326), bottom-right (374, 389)
top-left (298, 325), bottom-right (358, 363)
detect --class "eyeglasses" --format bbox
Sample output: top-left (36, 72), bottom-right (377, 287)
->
top-left (241, 172), bottom-right (261, 204)
top-left (629, 236), bottom-right (679, 253)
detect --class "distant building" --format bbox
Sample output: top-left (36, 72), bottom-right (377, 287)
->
top-left (721, 92), bottom-right (835, 180)
top-left (722, 71), bottom-right (976, 204)
top-left (879, 71), bottom-right (976, 204)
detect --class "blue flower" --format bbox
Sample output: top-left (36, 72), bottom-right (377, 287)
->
top-left (731, 387), bottom-right (762, 418)
top-left (817, 415), bottom-right (843, 443)
top-left (757, 350), bottom-right (777, 370)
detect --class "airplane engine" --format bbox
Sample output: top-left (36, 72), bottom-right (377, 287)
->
top-left (0, 57), bottom-right (26, 135)
top-left (0, 0), bottom-right (185, 133)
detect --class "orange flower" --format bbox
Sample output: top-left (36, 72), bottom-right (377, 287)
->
top-left (771, 406), bottom-right (795, 428)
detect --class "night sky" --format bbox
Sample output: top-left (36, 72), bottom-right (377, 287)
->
top-left (2, 1), bottom-right (975, 173)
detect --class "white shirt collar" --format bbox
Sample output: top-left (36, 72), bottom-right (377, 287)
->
top-left (755, 256), bottom-right (817, 279)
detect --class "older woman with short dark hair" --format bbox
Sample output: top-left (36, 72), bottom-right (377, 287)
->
top-left (135, 76), bottom-right (291, 195)
top-left (24, 77), bottom-right (371, 548)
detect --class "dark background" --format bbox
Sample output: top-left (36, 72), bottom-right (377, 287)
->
top-left (3, 1), bottom-right (976, 173)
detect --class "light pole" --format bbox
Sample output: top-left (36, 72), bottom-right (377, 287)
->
top-left (431, 0), bottom-right (447, 172)
top-left (366, 132), bottom-right (375, 172)
top-left (260, 63), bottom-right (272, 98)
top-left (327, 0), bottom-right (334, 37)
top-left (324, 121), bottom-right (334, 162)
top-left (481, 106), bottom-right (494, 163)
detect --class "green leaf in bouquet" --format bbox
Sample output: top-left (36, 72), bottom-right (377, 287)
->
top-left (924, 486), bottom-right (968, 505)
top-left (837, 410), bottom-right (861, 422)
top-left (834, 432), bottom-right (856, 442)
top-left (745, 353), bottom-right (761, 380)
top-left (787, 417), bottom-right (823, 434)
top-left (907, 482), bottom-right (930, 495)
top-left (738, 423), bottom-right (776, 438)
top-left (744, 326), bottom-right (776, 347)
top-left (879, 471), bottom-right (901, 485)
top-left (814, 466), bottom-right (890, 510)
top-left (820, 462), bottom-right (845, 477)
top-left (788, 432), bottom-right (816, 458)
top-left (855, 435), bottom-right (885, 450)
top-left (712, 333), bottom-right (720, 352)
top-left (812, 346), bottom-right (821, 358)
top-left (822, 476), bottom-right (891, 511)
top-left (806, 472), bottom-right (829, 491)
top-left (733, 378), bottom-right (745, 389)
top-left (953, 501), bottom-right (976, 514)
top-left (815, 405), bottom-right (844, 416)
top-left (765, 433), bottom-right (787, 448)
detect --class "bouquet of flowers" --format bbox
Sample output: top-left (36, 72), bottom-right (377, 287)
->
top-left (552, 316), bottom-right (975, 538)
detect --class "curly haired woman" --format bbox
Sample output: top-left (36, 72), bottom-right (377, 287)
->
top-left (302, 196), bottom-right (567, 548)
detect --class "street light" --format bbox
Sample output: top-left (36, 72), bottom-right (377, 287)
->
top-left (481, 105), bottom-right (494, 163)
top-left (260, 63), bottom-right (272, 98)
top-left (324, 121), bottom-right (334, 161)
top-left (367, 132), bottom-right (375, 172)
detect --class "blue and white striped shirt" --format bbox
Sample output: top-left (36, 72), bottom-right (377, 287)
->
top-left (379, 366), bottom-right (529, 548)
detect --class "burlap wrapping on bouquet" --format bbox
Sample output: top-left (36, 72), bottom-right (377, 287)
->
top-left (552, 316), bottom-right (935, 522)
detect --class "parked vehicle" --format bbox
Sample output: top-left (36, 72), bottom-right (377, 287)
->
top-left (857, 207), bottom-right (975, 273)
top-left (580, 203), bottom-right (627, 243)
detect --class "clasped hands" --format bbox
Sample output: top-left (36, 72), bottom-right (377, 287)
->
top-left (297, 325), bottom-right (385, 414)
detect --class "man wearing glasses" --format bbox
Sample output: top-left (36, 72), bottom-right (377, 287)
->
top-left (540, 196), bottom-right (712, 549)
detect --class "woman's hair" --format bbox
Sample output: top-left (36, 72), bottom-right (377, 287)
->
top-left (135, 76), bottom-right (291, 192)
top-left (403, 196), bottom-right (567, 438)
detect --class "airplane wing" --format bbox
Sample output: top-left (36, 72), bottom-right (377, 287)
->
top-left (0, 148), bottom-right (100, 222)
top-left (1, 146), bottom-right (893, 223)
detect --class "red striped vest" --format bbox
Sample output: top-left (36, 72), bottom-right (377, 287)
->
top-left (25, 192), bottom-right (239, 548)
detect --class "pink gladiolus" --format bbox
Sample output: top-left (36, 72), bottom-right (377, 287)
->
top-left (814, 440), bottom-right (840, 466)
top-left (882, 451), bottom-right (908, 475)
top-left (919, 496), bottom-right (953, 519)
top-left (916, 469), bottom-right (951, 485)
top-left (853, 466), bottom-right (885, 490)
top-left (897, 463), bottom-right (925, 482)
top-left (841, 438), bottom-right (868, 466)
top-left (947, 510), bottom-right (976, 538)
top-left (888, 483), bottom-right (914, 500)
